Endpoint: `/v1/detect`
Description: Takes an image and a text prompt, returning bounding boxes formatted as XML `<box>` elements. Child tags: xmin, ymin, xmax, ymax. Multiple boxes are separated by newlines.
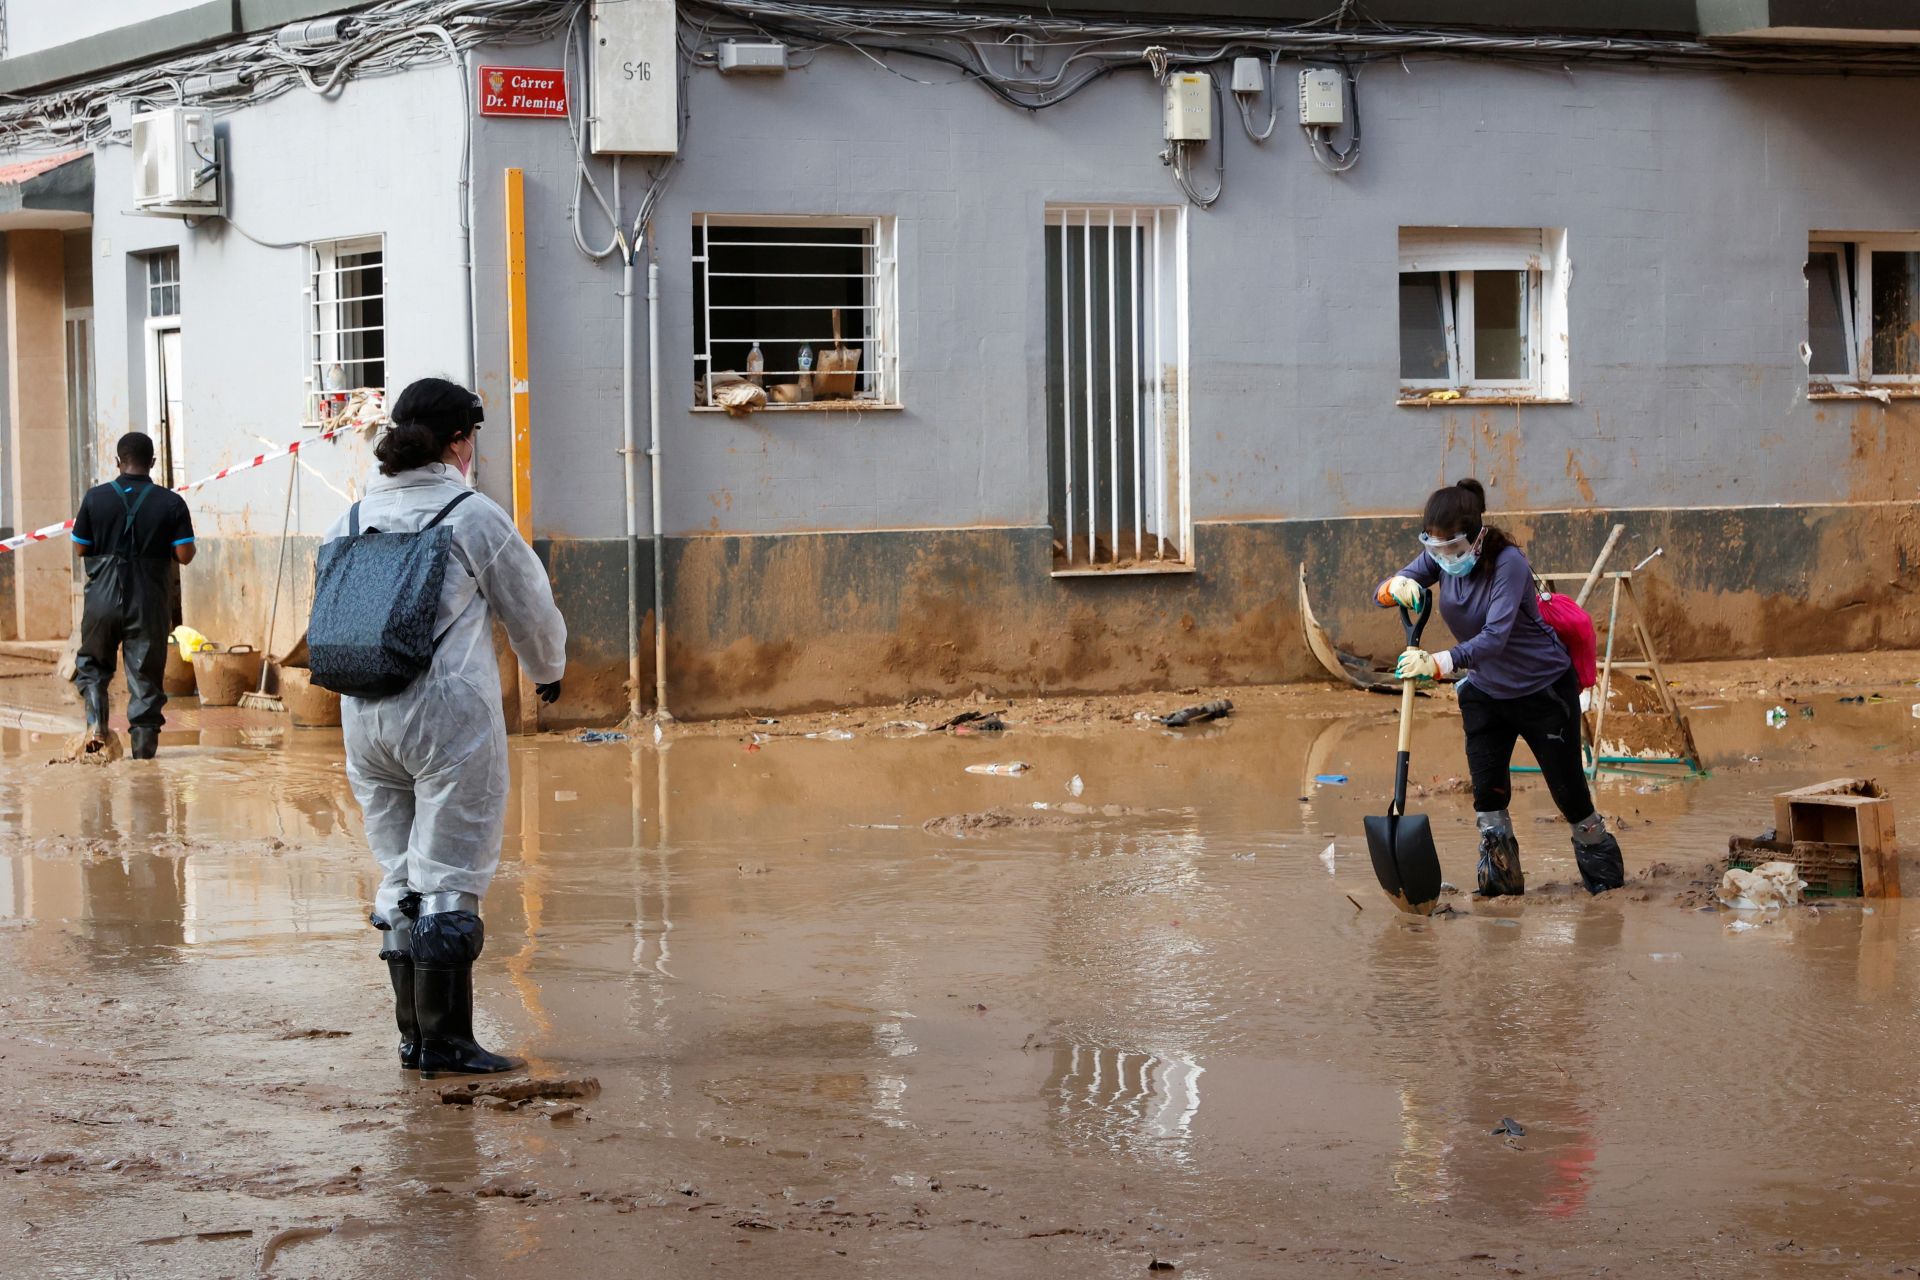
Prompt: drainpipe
<box><xmin>620</xmin><ymin>244</ymin><xmax>644</xmax><ymax>727</ymax></box>
<box><xmin>647</xmin><ymin>249</ymin><xmax>671</xmax><ymax>722</ymax></box>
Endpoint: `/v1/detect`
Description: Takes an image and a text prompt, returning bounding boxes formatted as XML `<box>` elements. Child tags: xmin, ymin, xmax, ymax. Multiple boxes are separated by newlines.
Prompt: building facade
<box><xmin>2</xmin><ymin>0</ymin><xmax>1918</xmax><ymax>721</ymax></box>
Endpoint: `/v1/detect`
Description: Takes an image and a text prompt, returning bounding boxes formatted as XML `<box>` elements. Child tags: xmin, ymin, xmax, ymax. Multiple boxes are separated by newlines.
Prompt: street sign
<box><xmin>478</xmin><ymin>66</ymin><xmax>568</xmax><ymax>118</ymax></box>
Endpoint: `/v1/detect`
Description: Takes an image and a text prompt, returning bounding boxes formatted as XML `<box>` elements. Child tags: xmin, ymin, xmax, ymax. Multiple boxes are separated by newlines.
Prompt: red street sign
<box><xmin>477</xmin><ymin>65</ymin><xmax>568</xmax><ymax>118</ymax></box>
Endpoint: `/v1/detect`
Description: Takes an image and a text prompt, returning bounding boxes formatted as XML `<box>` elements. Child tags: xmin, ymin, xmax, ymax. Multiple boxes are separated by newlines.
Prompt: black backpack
<box><xmin>308</xmin><ymin>490</ymin><xmax>475</xmax><ymax>699</ymax></box>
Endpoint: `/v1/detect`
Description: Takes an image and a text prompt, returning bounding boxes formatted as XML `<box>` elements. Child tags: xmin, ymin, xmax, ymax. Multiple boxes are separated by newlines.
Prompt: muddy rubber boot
<box><xmin>129</xmin><ymin>727</ymin><xmax>159</xmax><ymax>760</ymax></box>
<box><xmin>412</xmin><ymin>898</ymin><xmax>520</xmax><ymax>1080</ymax></box>
<box><xmin>83</xmin><ymin>684</ymin><xmax>110</xmax><ymax>740</ymax></box>
<box><xmin>413</xmin><ymin>962</ymin><xmax>521</xmax><ymax>1079</ymax></box>
<box><xmin>386</xmin><ymin>956</ymin><xmax>420</xmax><ymax>1069</ymax></box>
<box><xmin>1475</xmin><ymin>830</ymin><xmax>1525</xmax><ymax>898</ymax></box>
<box><xmin>1572</xmin><ymin>815</ymin><xmax>1626</xmax><ymax>894</ymax></box>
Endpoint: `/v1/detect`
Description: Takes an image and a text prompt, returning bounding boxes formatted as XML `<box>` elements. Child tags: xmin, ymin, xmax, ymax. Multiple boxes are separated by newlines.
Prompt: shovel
<box><xmin>1363</xmin><ymin>588</ymin><xmax>1444</xmax><ymax>915</ymax></box>
<box><xmin>815</xmin><ymin>307</ymin><xmax>861</xmax><ymax>399</ymax></box>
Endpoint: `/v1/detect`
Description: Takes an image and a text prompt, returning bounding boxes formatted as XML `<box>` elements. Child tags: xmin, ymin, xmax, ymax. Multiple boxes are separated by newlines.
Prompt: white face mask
<box><xmin>450</xmin><ymin>436</ymin><xmax>474</xmax><ymax>478</ymax></box>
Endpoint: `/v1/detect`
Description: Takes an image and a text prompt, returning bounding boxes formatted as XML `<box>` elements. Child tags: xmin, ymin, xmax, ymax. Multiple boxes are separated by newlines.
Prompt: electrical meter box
<box><xmin>1230</xmin><ymin>57</ymin><xmax>1263</xmax><ymax>94</ymax></box>
<box><xmin>590</xmin><ymin>0</ymin><xmax>678</xmax><ymax>155</ymax></box>
<box><xmin>1299</xmin><ymin>68</ymin><xmax>1344</xmax><ymax>126</ymax></box>
<box><xmin>1164</xmin><ymin>72</ymin><xmax>1212</xmax><ymax>142</ymax></box>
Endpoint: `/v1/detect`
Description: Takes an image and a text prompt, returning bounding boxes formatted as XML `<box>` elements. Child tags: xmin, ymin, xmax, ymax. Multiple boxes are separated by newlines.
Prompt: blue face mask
<box><xmin>1420</xmin><ymin>529</ymin><xmax>1484</xmax><ymax>577</ymax></box>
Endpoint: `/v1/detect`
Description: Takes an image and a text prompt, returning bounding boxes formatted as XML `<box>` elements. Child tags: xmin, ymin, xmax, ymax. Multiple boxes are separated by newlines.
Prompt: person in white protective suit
<box><xmin>326</xmin><ymin>377</ymin><xmax>567</xmax><ymax>1078</ymax></box>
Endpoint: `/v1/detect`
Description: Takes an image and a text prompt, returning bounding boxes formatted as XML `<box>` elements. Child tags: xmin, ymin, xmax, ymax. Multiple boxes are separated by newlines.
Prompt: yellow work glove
<box><xmin>1396</xmin><ymin>647</ymin><xmax>1441</xmax><ymax>684</ymax></box>
<box><xmin>1376</xmin><ymin>575</ymin><xmax>1424</xmax><ymax>611</ymax></box>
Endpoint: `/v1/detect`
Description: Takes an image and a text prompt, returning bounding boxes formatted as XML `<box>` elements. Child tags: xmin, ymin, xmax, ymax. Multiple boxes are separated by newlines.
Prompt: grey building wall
<box><xmin>71</xmin><ymin>33</ymin><xmax>1920</xmax><ymax>717</ymax></box>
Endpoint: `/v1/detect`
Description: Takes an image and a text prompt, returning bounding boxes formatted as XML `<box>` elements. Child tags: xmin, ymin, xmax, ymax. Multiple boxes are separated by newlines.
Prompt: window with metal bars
<box><xmin>305</xmin><ymin>235</ymin><xmax>385</xmax><ymax>424</ymax></box>
<box><xmin>692</xmin><ymin>215</ymin><xmax>899</xmax><ymax>409</ymax></box>
<box><xmin>1044</xmin><ymin>207</ymin><xmax>1190</xmax><ymax>572</ymax></box>
<box><xmin>146</xmin><ymin>249</ymin><xmax>179</xmax><ymax>319</ymax></box>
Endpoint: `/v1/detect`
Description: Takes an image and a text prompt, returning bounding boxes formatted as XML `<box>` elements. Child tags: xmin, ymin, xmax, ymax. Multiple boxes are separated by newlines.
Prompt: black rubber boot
<box><xmin>1573</xmin><ymin>832</ymin><xmax>1626</xmax><ymax>895</ymax></box>
<box><xmin>385</xmin><ymin>955</ymin><xmax>421</xmax><ymax>1069</ymax></box>
<box><xmin>83</xmin><ymin>684</ymin><xmax>110</xmax><ymax>737</ymax></box>
<box><xmin>1475</xmin><ymin>830</ymin><xmax>1526</xmax><ymax>898</ymax></box>
<box><xmin>129</xmin><ymin>727</ymin><xmax>159</xmax><ymax>760</ymax></box>
<box><xmin>413</xmin><ymin>962</ymin><xmax>522</xmax><ymax>1079</ymax></box>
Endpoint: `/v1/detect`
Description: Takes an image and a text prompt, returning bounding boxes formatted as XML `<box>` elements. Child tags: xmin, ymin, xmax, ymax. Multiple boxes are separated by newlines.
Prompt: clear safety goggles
<box><xmin>1418</xmin><ymin>530</ymin><xmax>1479</xmax><ymax>559</ymax></box>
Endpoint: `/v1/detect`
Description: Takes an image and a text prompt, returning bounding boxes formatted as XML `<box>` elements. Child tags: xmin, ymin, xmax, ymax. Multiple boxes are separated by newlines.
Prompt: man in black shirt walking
<box><xmin>71</xmin><ymin>432</ymin><xmax>197</xmax><ymax>759</ymax></box>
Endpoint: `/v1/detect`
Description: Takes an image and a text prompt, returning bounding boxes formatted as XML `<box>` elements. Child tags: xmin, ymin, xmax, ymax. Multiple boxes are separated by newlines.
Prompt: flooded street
<box><xmin>6</xmin><ymin>674</ymin><xmax>1920</xmax><ymax>1277</ymax></box>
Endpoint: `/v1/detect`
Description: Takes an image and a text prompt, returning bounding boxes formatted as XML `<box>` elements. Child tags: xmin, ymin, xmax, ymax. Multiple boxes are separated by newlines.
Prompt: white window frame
<box><xmin>305</xmin><ymin>233</ymin><xmax>386</xmax><ymax>424</ymax></box>
<box><xmin>145</xmin><ymin>248</ymin><xmax>180</xmax><ymax>321</ymax></box>
<box><xmin>692</xmin><ymin>213</ymin><xmax>901</xmax><ymax>410</ymax></box>
<box><xmin>1808</xmin><ymin>233</ymin><xmax>1920</xmax><ymax>387</ymax></box>
<box><xmin>1398</xmin><ymin>227</ymin><xmax>1569</xmax><ymax>402</ymax></box>
<box><xmin>1044</xmin><ymin>204</ymin><xmax>1193</xmax><ymax>575</ymax></box>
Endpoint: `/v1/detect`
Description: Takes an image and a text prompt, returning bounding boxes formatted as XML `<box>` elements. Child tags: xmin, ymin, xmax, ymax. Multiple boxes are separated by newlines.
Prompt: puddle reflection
<box><xmin>1047</xmin><ymin>1041</ymin><xmax>1204</xmax><ymax>1160</ymax></box>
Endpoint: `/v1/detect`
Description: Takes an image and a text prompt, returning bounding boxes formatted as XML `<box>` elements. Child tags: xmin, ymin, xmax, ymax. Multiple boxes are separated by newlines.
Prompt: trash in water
<box><xmin>553</xmin><ymin>790</ymin><xmax>578</xmax><ymax>802</ymax></box>
<box><xmin>1649</xmin><ymin>953</ymin><xmax>1683</xmax><ymax>961</ymax></box>
<box><xmin>934</xmin><ymin>710</ymin><xmax>1001</xmax><ymax>733</ymax></box>
<box><xmin>1912</xmin><ymin>703</ymin><xmax>1920</xmax><ymax>719</ymax></box>
<box><xmin>1491</xmin><ymin>1117</ymin><xmax>1526</xmax><ymax>1137</ymax></box>
<box><xmin>577</xmin><ymin>730</ymin><xmax>628</xmax><ymax>744</ymax></box>
<box><xmin>966</xmin><ymin>762</ymin><xmax>1032</xmax><ymax>776</ymax></box>
<box><xmin>1727</xmin><ymin>918</ymin><xmax>1763</xmax><ymax>933</ymax></box>
<box><xmin>1690</xmin><ymin>704</ymin><xmax>1721</xmax><ymax>710</ymax></box>
<box><xmin>1838</xmin><ymin>695</ymin><xmax>1866</xmax><ymax>705</ymax></box>
<box><xmin>1154</xmin><ymin>699</ymin><xmax>1233</xmax><ymax>728</ymax></box>
<box><xmin>1068</xmin><ymin>774</ymin><xmax>1085</xmax><ymax>797</ymax></box>
<box><xmin>1765</xmin><ymin>707</ymin><xmax>1788</xmax><ymax>728</ymax></box>
<box><xmin>1718</xmin><ymin>861</ymin><xmax>1806</xmax><ymax>910</ymax></box>
<box><xmin>1800</xmin><ymin>706</ymin><xmax>1815</xmax><ymax>719</ymax></box>
<box><xmin>1319</xmin><ymin>842</ymin><xmax>1337</xmax><ymax>875</ymax></box>
<box><xmin>756</xmin><ymin>717</ymin><xmax>779</xmax><ymax>725</ymax></box>
<box><xmin>1314</xmin><ymin>774</ymin><xmax>1349</xmax><ymax>785</ymax></box>
<box><xmin>805</xmin><ymin>729</ymin><xmax>855</xmax><ymax>741</ymax></box>
<box><xmin>952</xmin><ymin>716</ymin><xmax>1006</xmax><ymax>734</ymax></box>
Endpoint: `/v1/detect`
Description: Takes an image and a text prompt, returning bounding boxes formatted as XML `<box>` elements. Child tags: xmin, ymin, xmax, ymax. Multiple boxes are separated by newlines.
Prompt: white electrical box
<box><xmin>1231</xmin><ymin>57</ymin><xmax>1264</xmax><ymax>95</ymax></box>
<box><xmin>1163</xmin><ymin>72</ymin><xmax>1212</xmax><ymax>142</ymax></box>
<box><xmin>1299</xmin><ymin>67</ymin><xmax>1344</xmax><ymax>126</ymax></box>
<box><xmin>131</xmin><ymin>107</ymin><xmax>220</xmax><ymax>210</ymax></box>
<box><xmin>590</xmin><ymin>0</ymin><xmax>678</xmax><ymax>155</ymax></box>
<box><xmin>717</xmin><ymin>40</ymin><xmax>787</xmax><ymax>74</ymax></box>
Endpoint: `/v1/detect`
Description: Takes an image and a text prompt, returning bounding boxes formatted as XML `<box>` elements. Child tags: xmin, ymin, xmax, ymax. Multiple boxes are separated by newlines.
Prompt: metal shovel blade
<box><xmin>1363</xmin><ymin>812</ymin><xmax>1442</xmax><ymax>916</ymax></box>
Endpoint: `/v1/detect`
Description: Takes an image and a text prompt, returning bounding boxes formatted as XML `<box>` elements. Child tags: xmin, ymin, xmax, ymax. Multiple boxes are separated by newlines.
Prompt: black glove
<box><xmin>535</xmin><ymin>680</ymin><xmax>562</xmax><ymax>705</ymax></box>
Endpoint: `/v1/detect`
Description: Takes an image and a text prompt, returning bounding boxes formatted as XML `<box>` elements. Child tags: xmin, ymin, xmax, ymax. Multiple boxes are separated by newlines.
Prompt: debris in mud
<box><xmin>934</xmin><ymin>710</ymin><xmax>1004</xmax><ymax>733</ymax></box>
<box><xmin>922</xmin><ymin>809</ymin><xmax>1078</xmax><ymax>838</ymax></box>
<box><xmin>1718</xmin><ymin>862</ymin><xmax>1806</xmax><ymax>910</ymax></box>
<box><xmin>436</xmin><ymin>1076</ymin><xmax>600</xmax><ymax>1107</ymax></box>
<box><xmin>964</xmin><ymin>761</ymin><xmax>1031</xmax><ymax>776</ymax></box>
<box><xmin>256</xmin><ymin>1218</ymin><xmax>393</xmax><ymax>1273</ymax></box>
<box><xmin>1150</xmin><ymin>699</ymin><xmax>1233</xmax><ymax>728</ymax></box>
<box><xmin>1313</xmin><ymin>774</ymin><xmax>1348</xmax><ymax>785</ymax></box>
<box><xmin>576</xmin><ymin>730</ymin><xmax>628</xmax><ymax>744</ymax></box>
<box><xmin>139</xmin><ymin>1228</ymin><xmax>254</xmax><ymax>1246</ymax></box>
<box><xmin>275</xmin><ymin>1028</ymin><xmax>352</xmax><ymax>1040</ymax></box>
<box><xmin>1492</xmin><ymin>1117</ymin><xmax>1527</xmax><ymax>1137</ymax></box>
<box><xmin>51</xmin><ymin>729</ymin><xmax>122</xmax><ymax>766</ymax></box>
<box><xmin>1149</xmin><ymin>1262</ymin><xmax>1178</xmax><ymax>1272</ymax></box>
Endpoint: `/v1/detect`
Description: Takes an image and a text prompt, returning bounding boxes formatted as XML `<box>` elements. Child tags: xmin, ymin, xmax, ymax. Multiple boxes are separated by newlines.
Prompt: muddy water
<box><xmin>4</xmin><ymin>690</ymin><xmax>1920</xmax><ymax>1277</ymax></box>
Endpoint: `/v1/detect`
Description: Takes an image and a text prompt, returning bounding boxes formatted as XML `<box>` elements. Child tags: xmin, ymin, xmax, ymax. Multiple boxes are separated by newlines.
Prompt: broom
<box><xmin>239</xmin><ymin>460</ymin><xmax>297</xmax><ymax>712</ymax></box>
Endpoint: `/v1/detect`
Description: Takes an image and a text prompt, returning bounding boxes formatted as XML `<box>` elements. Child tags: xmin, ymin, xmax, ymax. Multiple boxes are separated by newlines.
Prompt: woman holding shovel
<box><xmin>1376</xmin><ymin>479</ymin><xmax>1625</xmax><ymax>897</ymax></box>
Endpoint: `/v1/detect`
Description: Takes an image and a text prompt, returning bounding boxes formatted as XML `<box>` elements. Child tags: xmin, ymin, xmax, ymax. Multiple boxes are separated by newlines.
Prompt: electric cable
<box><xmin>1236</xmin><ymin>47</ymin><xmax>1281</xmax><ymax>142</ymax></box>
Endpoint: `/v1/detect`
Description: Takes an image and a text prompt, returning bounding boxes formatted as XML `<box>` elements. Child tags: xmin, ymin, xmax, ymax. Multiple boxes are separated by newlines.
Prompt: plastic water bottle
<box><xmin>796</xmin><ymin>343</ymin><xmax>815</xmax><ymax>402</ymax></box>
<box><xmin>746</xmin><ymin>342</ymin><xmax>765</xmax><ymax>387</ymax></box>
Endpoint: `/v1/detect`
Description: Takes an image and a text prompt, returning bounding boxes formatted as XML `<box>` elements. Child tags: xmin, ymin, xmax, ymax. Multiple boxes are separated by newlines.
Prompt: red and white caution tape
<box><xmin>0</xmin><ymin>423</ymin><xmax>351</xmax><ymax>555</ymax></box>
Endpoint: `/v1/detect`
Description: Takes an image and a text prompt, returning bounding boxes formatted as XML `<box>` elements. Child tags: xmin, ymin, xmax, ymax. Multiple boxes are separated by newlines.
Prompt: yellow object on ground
<box><xmin>172</xmin><ymin>625</ymin><xmax>212</xmax><ymax>655</ymax></box>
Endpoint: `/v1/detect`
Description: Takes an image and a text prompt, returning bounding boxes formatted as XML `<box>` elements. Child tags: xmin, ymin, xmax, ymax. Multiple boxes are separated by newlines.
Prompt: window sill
<box><xmin>692</xmin><ymin>400</ymin><xmax>904</xmax><ymax>415</ymax></box>
<box><xmin>1052</xmin><ymin>562</ymin><xmax>1197</xmax><ymax>579</ymax></box>
<box><xmin>1808</xmin><ymin>385</ymin><xmax>1920</xmax><ymax>402</ymax></box>
<box><xmin>1396</xmin><ymin>393</ymin><xmax>1571</xmax><ymax>407</ymax></box>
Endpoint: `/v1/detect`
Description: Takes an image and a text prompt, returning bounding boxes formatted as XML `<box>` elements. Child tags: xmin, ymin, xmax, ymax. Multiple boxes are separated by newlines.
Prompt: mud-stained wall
<box><xmin>65</xmin><ymin>38</ymin><xmax>1920</xmax><ymax>720</ymax></box>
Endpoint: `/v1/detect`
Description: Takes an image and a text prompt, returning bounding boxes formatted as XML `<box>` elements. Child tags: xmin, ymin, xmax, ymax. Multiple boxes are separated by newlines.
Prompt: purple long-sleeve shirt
<box><xmin>1383</xmin><ymin>544</ymin><xmax>1570</xmax><ymax>699</ymax></box>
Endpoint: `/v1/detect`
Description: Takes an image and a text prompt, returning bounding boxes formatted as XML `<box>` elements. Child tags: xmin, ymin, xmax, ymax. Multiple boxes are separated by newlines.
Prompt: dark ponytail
<box><xmin>374</xmin><ymin>377</ymin><xmax>485</xmax><ymax>476</ymax></box>
<box><xmin>1422</xmin><ymin>477</ymin><xmax>1516</xmax><ymax>566</ymax></box>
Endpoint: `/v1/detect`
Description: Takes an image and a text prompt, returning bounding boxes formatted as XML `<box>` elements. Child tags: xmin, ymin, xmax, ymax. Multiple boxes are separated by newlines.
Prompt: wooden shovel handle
<box><xmin>1398</xmin><ymin>677</ymin><xmax>1417</xmax><ymax>755</ymax></box>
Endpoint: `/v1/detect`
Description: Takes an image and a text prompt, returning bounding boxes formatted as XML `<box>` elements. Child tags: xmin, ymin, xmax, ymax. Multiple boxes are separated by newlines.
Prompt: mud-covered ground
<box><xmin>6</xmin><ymin>657</ymin><xmax>1920</xmax><ymax>1278</ymax></box>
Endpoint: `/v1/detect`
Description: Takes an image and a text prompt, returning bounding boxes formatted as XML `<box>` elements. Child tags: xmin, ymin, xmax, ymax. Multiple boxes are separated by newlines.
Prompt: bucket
<box><xmin>194</xmin><ymin>644</ymin><xmax>263</xmax><ymax>707</ymax></box>
<box><xmin>163</xmin><ymin>643</ymin><xmax>197</xmax><ymax>696</ymax></box>
<box><xmin>278</xmin><ymin>665</ymin><xmax>342</xmax><ymax>728</ymax></box>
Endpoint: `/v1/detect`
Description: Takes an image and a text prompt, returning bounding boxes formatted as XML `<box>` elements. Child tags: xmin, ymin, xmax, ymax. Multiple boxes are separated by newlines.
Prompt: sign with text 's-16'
<box><xmin>478</xmin><ymin>66</ymin><xmax>568</xmax><ymax>118</ymax></box>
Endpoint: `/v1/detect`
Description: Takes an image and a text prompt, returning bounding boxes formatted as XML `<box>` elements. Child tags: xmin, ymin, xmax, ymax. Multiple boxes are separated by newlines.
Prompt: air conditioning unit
<box><xmin>131</xmin><ymin>108</ymin><xmax>221</xmax><ymax>212</ymax></box>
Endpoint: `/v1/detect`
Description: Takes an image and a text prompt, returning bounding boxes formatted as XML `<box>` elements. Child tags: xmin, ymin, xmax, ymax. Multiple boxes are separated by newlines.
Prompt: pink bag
<box><xmin>1537</xmin><ymin>592</ymin><xmax>1599</xmax><ymax>689</ymax></box>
